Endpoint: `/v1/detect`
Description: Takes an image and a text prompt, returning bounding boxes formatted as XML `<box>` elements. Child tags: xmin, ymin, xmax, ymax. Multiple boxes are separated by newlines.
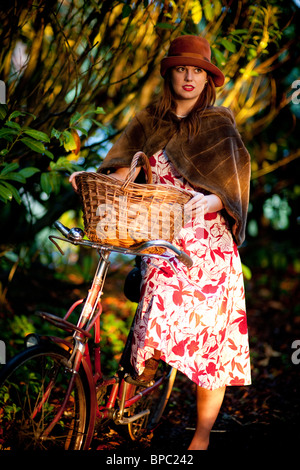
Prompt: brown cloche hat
<box><xmin>160</xmin><ymin>35</ymin><xmax>225</xmax><ymax>87</ymax></box>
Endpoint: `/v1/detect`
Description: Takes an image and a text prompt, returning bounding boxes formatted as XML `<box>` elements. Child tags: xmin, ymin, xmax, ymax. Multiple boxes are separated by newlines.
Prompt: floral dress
<box><xmin>131</xmin><ymin>150</ymin><xmax>251</xmax><ymax>390</ymax></box>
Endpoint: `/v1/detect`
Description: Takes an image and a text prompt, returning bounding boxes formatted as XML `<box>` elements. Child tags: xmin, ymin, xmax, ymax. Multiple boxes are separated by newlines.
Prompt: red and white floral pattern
<box><xmin>131</xmin><ymin>150</ymin><xmax>251</xmax><ymax>390</ymax></box>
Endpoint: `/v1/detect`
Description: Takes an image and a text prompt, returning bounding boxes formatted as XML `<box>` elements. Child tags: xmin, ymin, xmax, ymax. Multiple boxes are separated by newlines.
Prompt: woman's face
<box><xmin>170</xmin><ymin>65</ymin><xmax>207</xmax><ymax>107</ymax></box>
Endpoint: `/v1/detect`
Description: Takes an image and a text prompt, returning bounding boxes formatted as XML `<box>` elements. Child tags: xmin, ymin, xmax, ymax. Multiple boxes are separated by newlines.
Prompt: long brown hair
<box><xmin>152</xmin><ymin>69</ymin><xmax>216</xmax><ymax>139</ymax></box>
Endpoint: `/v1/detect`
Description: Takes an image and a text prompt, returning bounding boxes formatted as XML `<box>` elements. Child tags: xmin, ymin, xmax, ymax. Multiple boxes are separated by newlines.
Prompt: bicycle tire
<box><xmin>0</xmin><ymin>342</ymin><xmax>90</xmax><ymax>450</ymax></box>
<box><xmin>127</xmin><ymin>364</ymin><xmax>177</xmax><ymax>440</ymax></box>
<box><xmin>148</xmin><ymin>366</ymin><xmax>177</xmax><ymax>430</ymax></box>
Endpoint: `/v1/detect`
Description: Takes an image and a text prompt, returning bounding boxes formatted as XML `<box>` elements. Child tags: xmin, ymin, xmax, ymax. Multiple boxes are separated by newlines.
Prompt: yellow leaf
<box><xmin>71</xmin><ymin>129</ymin><xmax>81</xmax><ymax>155</ymax></box>
<box><xmin>191</xmin><ymin>0</ymin><xmax>202</xmax><ymax>24</ymax></box>
<box><xmin>63</xmin><ymin>130</ymin><xmax>81</xmax><ymax>154</ymax></box>
<box><xmin>63</xmin><ymin>133</ymin><xmax>76</xmax><ymax>152</ymax></box>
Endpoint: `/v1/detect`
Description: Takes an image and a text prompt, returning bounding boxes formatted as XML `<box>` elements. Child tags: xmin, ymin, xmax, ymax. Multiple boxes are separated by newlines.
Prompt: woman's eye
<box><xmin>195</xmin><ymin>68</ymin><xmax>203</xmax><ymax>73</ymax></box>
<box><xmin>176</xmin><ymin>66</ymin><xmax>185</xmax><ymax>72</ymax></box>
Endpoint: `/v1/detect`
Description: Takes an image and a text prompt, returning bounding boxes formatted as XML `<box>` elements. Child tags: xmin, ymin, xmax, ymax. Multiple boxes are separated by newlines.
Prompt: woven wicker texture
<box><xmin>75</xmin><ymin>151</ymin><xmax>192</xmax><ymax>248</ymax></box>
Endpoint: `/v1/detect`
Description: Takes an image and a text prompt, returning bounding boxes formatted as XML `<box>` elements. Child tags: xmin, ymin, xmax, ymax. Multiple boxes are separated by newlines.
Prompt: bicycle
<box><xmin>0</xmin><ymin>221</ymin><xmax>193</xmax><ymax>450</ymax></box>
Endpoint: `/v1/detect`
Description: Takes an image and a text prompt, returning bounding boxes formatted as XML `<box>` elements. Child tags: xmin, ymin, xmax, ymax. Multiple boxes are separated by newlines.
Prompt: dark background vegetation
<box><xmin>0</xmin><ymin>0</ymin><xmax>299</xmax><ymax>452</ymax></box>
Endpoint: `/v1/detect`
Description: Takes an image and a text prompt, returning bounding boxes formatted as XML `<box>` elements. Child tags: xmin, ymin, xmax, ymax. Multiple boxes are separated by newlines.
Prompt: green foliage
<box><xmin>0</xmin><ymin>104</ymin><xmax>107</xmax><ymax>204</ymax></box>
<box><xmin>100</xmin><ymin>309</ymin><xmax>133</xmax><ymax>373</ymax></box>
<box><xmin>0</xmin><ymin>105</ymin><xmax>45</xmax><ymax>203</ymax></box>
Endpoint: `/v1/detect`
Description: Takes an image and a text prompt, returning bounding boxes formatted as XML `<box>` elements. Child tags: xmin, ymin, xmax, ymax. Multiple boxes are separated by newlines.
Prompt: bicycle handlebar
<box><xmin>53</xmin><ymin>221</ymin><xmax>193</xmax><ymax>269</ymax></box>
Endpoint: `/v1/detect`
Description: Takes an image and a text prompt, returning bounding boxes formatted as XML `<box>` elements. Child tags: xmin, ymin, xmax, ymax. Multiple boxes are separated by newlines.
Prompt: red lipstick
<box><xmin>182</xmin><ymin>85</ymin><xmax>195</xmax><ymax>91</ymax></box>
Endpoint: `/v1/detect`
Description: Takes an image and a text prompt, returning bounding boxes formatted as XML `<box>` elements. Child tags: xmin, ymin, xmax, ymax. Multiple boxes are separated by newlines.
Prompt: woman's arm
<box><xmin>69</xmin><ymin>166</ymin><xmax>141</xmax><ymax>191</ymax></box>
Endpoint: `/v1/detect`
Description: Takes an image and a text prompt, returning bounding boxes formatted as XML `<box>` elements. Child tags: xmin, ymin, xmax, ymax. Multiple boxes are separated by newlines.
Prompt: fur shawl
<box><xmin>98</xmin><ymin>105</ymin><xmax>251</xmax><ymax>246</ymax></box>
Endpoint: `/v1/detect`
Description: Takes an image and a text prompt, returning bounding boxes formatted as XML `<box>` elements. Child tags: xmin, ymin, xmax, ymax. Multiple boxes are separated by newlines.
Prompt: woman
<box><xmin>70</xmin><ymin>35</ymin><xmax>251</xmax><ymax>450</ymax></box>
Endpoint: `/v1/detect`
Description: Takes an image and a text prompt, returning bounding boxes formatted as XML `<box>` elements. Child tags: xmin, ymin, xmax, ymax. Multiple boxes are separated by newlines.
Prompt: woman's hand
<box><xmin>69</xmin><ymin>166</ymin><xmax>142</xmax><ymax>191</ymax></box>
<box><xmin>185</xmin><ymin>191</ymin><xmax>223</xmax><ymax>218</ymax></box>
<box><xmin>69</xmin><ymin>171</ymin><xmax>85</xmax><ymax>191</ymax></box>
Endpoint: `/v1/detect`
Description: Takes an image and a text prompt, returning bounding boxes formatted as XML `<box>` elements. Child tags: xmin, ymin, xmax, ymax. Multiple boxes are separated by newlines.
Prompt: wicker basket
<box><xmin>75</xmin><ymin>151</ymin><xmax>192</xmax><ymax>248</ymax></box>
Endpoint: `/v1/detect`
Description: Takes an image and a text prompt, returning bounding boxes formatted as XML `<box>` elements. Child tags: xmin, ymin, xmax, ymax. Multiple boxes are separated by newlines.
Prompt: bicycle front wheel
<box><xmin>0</xmin><ymin>343</ymin><xmax>90</xmax><ymax>450</ymax></box>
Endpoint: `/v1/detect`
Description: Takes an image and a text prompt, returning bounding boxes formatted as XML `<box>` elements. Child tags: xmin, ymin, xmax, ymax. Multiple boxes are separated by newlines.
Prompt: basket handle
<box><xmin>121</xmin><ymin>151</ymin><xmax>152</xmax><ymax>190</ymax></box>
